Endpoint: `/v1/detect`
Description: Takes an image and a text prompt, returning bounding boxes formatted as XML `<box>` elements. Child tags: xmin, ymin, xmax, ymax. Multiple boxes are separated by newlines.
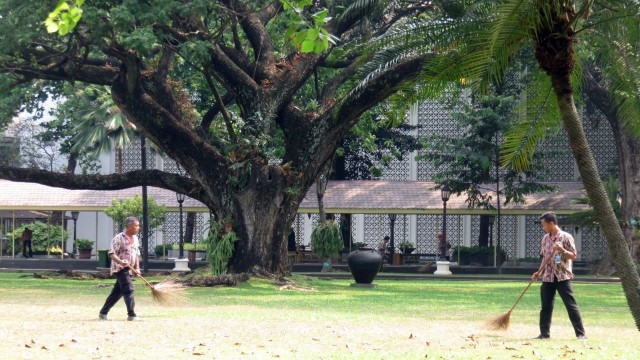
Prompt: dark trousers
<box><xmin>100</xmin><ymin>269</ymin><xmax>136</xmax><ymax>317</ymax></box>
<box><xmin>22</xmin><ymin>240</ymin><xmax>33</xmax><ymax>258</ymax></box>
<box><xmin>540</xmin><ymin>279</ymin><xmax>585</xmax><ymax>337</ymax></box>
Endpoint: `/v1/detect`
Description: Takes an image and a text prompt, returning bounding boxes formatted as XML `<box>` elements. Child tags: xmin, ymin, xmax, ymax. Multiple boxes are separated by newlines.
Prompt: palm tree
<box><xmin>359</xmin><ymin>0</ymin><xmax>640</xmax><ymax>328</ymax></box>
<box><xmin>481</xmin><ymin>0</ymin><xmax>640</xmax><ymax>330</ymax></box>
<box><xmin>68</xmin><ymin>85</ymin><xmax>136</xmax><ymax>174</ymax></box>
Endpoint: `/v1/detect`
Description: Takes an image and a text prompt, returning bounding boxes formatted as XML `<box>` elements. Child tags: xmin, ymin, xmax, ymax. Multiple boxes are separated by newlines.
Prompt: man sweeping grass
<box><xmin>532</xmin><ymin>212</ymin><xmax>587</xmax><ymax>340</ymax></box>
<box><xmin>98</xmin><ymin>216</ymin><xmax>142</xmax><ymax>321</ymax></box>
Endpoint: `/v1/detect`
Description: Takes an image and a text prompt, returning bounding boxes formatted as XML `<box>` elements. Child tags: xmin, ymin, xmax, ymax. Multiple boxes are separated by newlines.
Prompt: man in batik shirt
<box><xmin>532</xmin><ymin>212</ymin><xmax>586</xmax><ymax>340</ymax></box>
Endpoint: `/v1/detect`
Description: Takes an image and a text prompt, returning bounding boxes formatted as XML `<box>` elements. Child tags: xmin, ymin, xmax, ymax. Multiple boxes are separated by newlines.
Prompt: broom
<box><xmin>128</xmin><ymin>265</ymin><xmax>187</xmax><ymax>305</ymax></box>
<box><xmin>485</xmin><ymin>256</ymin><xmax>552</xmax><ymax>330</ymax></box>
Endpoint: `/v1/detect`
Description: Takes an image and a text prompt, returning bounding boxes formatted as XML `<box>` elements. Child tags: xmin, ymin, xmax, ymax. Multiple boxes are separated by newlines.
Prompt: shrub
<box><xmin>452</xmin><ymin>245</ymin><xmax>507</xmax><ymax>266</ymax></box>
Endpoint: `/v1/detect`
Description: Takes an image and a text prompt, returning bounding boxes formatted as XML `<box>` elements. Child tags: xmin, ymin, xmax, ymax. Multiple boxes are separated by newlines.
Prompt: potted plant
<box><xmin>76</xmin><ymin>239</ymin><xmax>94</xmax><ymax>259</ymax></box>
<box><xmin>398</xmin><ymin>241</ymin><xmax>416</xmax><ymax>255</ymax></box>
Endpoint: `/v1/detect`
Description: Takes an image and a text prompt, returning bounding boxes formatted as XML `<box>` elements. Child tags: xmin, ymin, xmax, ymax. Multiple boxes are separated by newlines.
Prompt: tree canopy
<box><xmin>0</xmin><ymin>0</ymin><xmax>449</xmax><ymax>274</ymax></box>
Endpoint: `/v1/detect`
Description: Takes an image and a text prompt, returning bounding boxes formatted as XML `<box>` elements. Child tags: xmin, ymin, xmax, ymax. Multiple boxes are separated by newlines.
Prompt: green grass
<box><xmin>0</xmin><ymin>272</ymin><xmax>637</xmax><ymax>359</ymax></box>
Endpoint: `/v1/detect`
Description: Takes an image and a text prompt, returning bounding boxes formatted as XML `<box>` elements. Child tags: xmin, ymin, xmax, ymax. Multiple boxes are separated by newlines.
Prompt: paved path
<box><xmin>0</xmin><ymin>256</ymin><xmax>619</xmax><ymax>283</ymax></box>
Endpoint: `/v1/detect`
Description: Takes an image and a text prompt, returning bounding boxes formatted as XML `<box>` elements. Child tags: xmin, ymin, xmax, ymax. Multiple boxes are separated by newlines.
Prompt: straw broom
<box><xmin>128</xmin><ymin>265</ymin><xmax>187</xmax><ymax>305</ymax></box>
<box><xmin>484</xmin><ymin>278</ymin><xmax>536</xmax><ymax>330</ymax></box>
<box><xmin>485</xmin><ymin>257</ymin><xmax>551</xmax><ymax>330</ymax></box>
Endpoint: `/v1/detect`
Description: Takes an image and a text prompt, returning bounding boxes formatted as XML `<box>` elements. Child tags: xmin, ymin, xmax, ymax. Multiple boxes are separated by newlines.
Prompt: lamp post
<box><xmin>176</xmin><ymin>193</ymin><xmax>185</xmax><ymax>259</ymax></box>
<box><xmin>71</xmin><ymin>211</ymin><xmax>79</xmax><ymax>258</ymax></box>
<box><xmin>173</xmin><ymin>192</ymin><xmax>190</xmax><ymax>272</ymax></box>
<box><xmin>435</xmin><ymin>184</ymin><xmax>452</xmax><ymax>275</ymax></box>
<box><xmin>388</xmin><ymin>213</ymin><xmax>397</xmax><ymax>263</ymax></box>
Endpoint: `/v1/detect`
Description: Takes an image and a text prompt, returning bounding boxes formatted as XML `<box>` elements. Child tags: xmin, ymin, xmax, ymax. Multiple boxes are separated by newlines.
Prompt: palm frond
<box><xmin>500</xmin><ymin>70</ymin><xmax>560</xmax><ymax>171</ymax></box>
<box><xmin>336</xmin><ymin>0</ymin><xmax>381</xmax><ymax>29</ymax></box>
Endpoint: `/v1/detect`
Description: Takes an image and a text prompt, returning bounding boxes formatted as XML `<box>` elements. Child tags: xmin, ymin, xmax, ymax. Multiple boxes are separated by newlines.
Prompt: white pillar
<box><xmin>463</xmin><ymin>215</ymin><xmax>472</xmax><ymax>246</ymax></box>
<box><xmin>355</xmin><ymin>214</ymin><xmax>365</xmax><ymax>243</ymax></box>
<box><xmin>517</xmin><ymin>216</ymin><xmax>527</xmax><ymax>259</ymax></box>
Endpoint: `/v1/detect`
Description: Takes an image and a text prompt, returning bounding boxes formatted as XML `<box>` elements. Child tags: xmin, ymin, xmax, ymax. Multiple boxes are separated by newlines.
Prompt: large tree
<box><xmin>0</xmin><ymin>1</ymin><xmax>443</xmax><ymax>275</ymax></box>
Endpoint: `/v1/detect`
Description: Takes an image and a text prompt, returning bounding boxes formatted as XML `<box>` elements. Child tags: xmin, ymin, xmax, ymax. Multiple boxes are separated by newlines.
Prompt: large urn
<box><xmin>347</xmin><ymin>249</ymin><xmax>383</xmax><ymax>284</ymax></box>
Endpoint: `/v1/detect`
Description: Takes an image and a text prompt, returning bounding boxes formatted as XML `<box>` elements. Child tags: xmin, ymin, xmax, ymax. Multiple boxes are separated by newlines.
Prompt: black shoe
<box><xmin>534</xmin><ymin>335</ymin><xmax>550</xmax><ymax>339</ymax></box>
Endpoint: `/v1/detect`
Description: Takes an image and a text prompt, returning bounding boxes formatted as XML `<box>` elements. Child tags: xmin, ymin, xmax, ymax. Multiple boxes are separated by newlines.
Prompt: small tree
<box><xmin>105</xmin><ymin>195</ymin><xmax>166</xmax><ymax>238</ymax></box>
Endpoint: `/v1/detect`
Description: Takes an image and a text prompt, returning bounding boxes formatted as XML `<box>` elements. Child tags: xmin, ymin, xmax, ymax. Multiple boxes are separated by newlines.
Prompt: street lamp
<box><xmin>435</xmin><ymin>184</ymin><xmax>452</xmax><ymax>275</ymax></box>
<box><xmin>440</xmin><ymin>184</ymin><xmax>451</xmax><ymax>261</ymax></box>
<box><xmin>71</xmin><ymin>211</ymin><xmax>79</xmax><ymax>258</ymax></box>
<box><xmin>176</xmin><ymin>192</ymin><xmax>185</xmax><ymax>259</ymax></box>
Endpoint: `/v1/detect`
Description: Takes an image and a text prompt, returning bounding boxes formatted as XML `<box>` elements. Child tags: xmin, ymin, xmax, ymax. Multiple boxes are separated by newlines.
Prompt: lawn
<box><xmin>0</xmin><ymin>271</ymin><xmax>637</xmax><ymax>359</ymax></box>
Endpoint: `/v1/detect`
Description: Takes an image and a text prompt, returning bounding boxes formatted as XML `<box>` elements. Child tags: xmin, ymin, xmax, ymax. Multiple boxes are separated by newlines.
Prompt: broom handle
<box><xmin>127</xmin><ymin>264</ymin><xmax>153</xmax><ymax>288</ymax></box>
<box><xmin>508</xmin><ymin>256</ymin><xmax>553</xmax><ymax>313</ymax></box>
<box><xmin>508</xmin><ymin>278</ymin><xmax>535</xmax><ymax>312</ymax></box>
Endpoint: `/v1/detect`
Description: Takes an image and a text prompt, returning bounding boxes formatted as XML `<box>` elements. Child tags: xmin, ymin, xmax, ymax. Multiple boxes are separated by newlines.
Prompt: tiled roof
<box><xmin>298</xmin><ymin>180</ymin><xmax>590</xmax><ymax>214</ymax></box>
<box><xmin>0</xmin><ymin>179</ymin><xmax>590</xmax><ymax>214</ymax></box>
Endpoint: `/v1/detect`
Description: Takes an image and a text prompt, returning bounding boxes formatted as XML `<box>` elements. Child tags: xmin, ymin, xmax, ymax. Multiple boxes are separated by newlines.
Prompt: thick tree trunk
<box><xmin>551</xmin><ymin>76</ymin><xmax>640</xmax><ymax>330</ymax></box>
<box><xmin>584</xmin><ymin>71</ymin><xmax>640</xmax><ymax>260</ymax></box>
<box><xmin>184</xmin><ymin>212</ymin><xmax>196</xmax><ymax>244</ymax></box>
<box><xmin>223</xmin><ymin>162</ymin><xmax>301</xmax><ymax>276</ymax></box>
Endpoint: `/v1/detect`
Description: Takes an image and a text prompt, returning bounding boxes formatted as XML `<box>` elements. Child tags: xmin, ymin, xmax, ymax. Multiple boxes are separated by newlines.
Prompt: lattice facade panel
<box><xmin>382</xmin><ymin>156</ymin><xmax>410</xmax><ymax>180</ymax></box>
<box><xmin>163</xmin><ymin>158</ymin><xmax>185</xmax><ymax>175</ymax></box>
<box><xmin>495</xmin><ymin>215</ymin><xmax>518</xmax><ymax>260</ymax></box>
<box><xmin>121</xmin><ymin>138</ymin><xmax>143</xmax><ymax>172</ymax></box>
<box><xmin>538</xmin><ymin>132</ymin><xmax>576</xmax><ymax>181</ymax></box>
<box><xmin>162</xmin><ymin>212</ymin><xmax>209</xmax><ymax>247</ymax></box>
<box><xmin>415</xmin><ymin>101</ymin><xmax>461</xmax><ymax>180</ymax></box>
<box><xmin>415</xmin><ymin>214</ymin><xmax>463</xmax><ymax>255</ymax></box>
<box><xmin>583</xmin><ymin>110</ymin><xmax>617</xmax><ymax>177</ymax></box>
<box><xmin>580</xmin><ymin>227</ymin><xmax>607</xmax><ymax>262</ymax></box>
<box><xmin>362</xmin><ymin>214</ymin><xmax>388</xmax><ymax>248</ymax></box>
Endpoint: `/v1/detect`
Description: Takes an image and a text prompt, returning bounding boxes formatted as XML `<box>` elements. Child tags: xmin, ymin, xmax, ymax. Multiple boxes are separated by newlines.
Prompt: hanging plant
<box><xmin>204</xmin><ymin>222</ymin><xmax>238</xmax><ymax>275</ymax></box>
<box><xmin>310</xmin><ymin>222</ymin><xmax>342</xmax><ymax>271</ymax></box>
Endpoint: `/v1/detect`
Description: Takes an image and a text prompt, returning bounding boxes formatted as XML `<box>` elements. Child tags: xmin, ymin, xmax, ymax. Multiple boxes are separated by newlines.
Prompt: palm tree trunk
<box><xmin>551</xmin><ymin>76</ymin><xmax>640</xmax><ymax>330</ymax></box>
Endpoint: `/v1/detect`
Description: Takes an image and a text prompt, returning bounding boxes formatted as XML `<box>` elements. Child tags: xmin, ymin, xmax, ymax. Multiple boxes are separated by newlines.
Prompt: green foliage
<box><xmin>154</xmin><ymin>244</ymin><xmax>166</xmax><ymax>257</ymax></box>
<box><xmin>452</xmin><ymin>245</ymin><xmax>507</xmax><ymax>265</ymax></box>
<box><xmin>75</xmin><ymin>238</ymin><xmax>93</xmax><ymax>249</ymax></box>
<box><xmin>44</xmin><ymin>0</ymin><xmax>84</xmax><ymax>35</ymax></box>
<box><xmin>104</xmin><ymin>195</ymin><xmax>166</xmax><ymax>235</ymax></box>
<box><xmin>398</xmin><ymin>241</ymin><xmax>415</xmax><ymax>251</ymax></box>
<box><xmin>6</xmin><ymin>222</ymin><xmax>69</xmax><ymax>254</ymax></box>
<box><xmin>310</xmin><ymin>223</ymin><xmax>342</xmax><ymax>258</ymax></box>
<box><xmin>203</xmin><ymin>224</ymin><xmax>238</xmax><ymax>276</ymax></box>
<box><xmin>351</xmin><ymin>242</ymin><xmax>366</xmax><ymax>250</ymax></box>
<box><xmin>170</xmin><ymin>242</ymin><xmax>207</xmax><ymax>251</ymax></box>
<box><xmin>570</xmin><ymin>175</ymin><xmax>623</xmax><ymax>228</ymax></box>
<box><xmin>280</xmin><ymin>0</ymin><xmax>338</xmax><ymax>53</ymax></box>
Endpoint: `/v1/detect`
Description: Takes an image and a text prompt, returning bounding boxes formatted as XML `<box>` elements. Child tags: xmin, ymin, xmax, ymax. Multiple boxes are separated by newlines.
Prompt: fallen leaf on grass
<box><xmin>505</xmin><ymin>346</ymin><xmax>518</xmax><ymax>350</ymax></box>
<box><xmin>409</xmin><ymin>333</ymin><xmax>414</xmax><ymax>339</ymax></box>
<box><xmin>193</xmin><ymin>352</ymin><xmax>205</xmax><ymax>355</ymax></box>
<box><xmin>41</xmin><ymin>345</ymin><xmax>49</xmax><ymax>350</ymax></box>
